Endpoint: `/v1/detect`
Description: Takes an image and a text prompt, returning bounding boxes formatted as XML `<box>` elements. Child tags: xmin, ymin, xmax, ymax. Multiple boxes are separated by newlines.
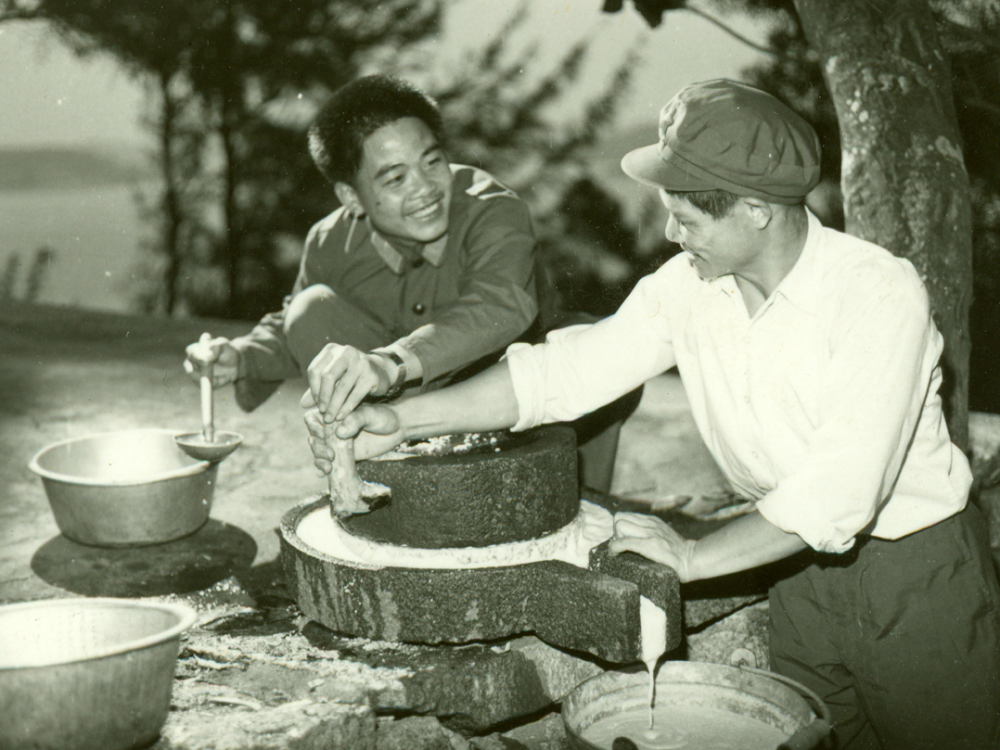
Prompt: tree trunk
<box><xmin>220</xmin><ymin>110</ymin><xmax>241</xmax><ymax>314</ymax></box>
<box><xmin>158</xmin><ymin>69</ymin><xmax>184</xmax><ymax>316</ymax></box>
<box><xmin>793</xmin><ymin>0</ymin><xmax>973</xmax><ymax>450</ymax></box>
<box><xmin>218</xmin><ymin>1</ymin><xmax>242</xmax><ymax>316</ymax></box>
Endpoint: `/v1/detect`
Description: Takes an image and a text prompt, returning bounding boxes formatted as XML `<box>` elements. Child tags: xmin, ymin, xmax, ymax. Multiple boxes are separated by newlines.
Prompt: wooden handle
<box><xmin>324</xmin><ymin>420</ymin><xmax>365</xmax><ymax>516</ymax></box>
<box><xmin>198</xmin><ymin>333</ymin><xmax>214</xmax><ymax>443</ymax></box>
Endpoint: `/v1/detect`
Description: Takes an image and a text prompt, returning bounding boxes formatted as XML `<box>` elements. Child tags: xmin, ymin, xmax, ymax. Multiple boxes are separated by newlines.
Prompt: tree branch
<box><xmin>936</xmin><ymin>16</ymin><xmax>1000</xmax><ymax>54</ymax></box>
<box><xmin>682</xmin><ymin>5</ymin><xmax>818</xmax><ymax>64</ymax></box>
<box><xmin>963</xmin><ymin>97</ymin><xmax>1000</xmax><ymax>118</ymax></box>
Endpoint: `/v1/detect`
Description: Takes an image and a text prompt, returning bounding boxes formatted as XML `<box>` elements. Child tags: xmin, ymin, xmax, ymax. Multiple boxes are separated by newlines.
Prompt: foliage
<box><xmin>4</xmin><ymin>0</ymin><xmax>665</xmax><ymax>324</ymax></box>
<box><xmin>538</xmin><ymin>178</ymin><xmax>679</xmax><ymax>324</ymax></box>
<box><xmin>390</xmin><ymin>5</ymin><xmax>676</xmax><ymax>320</ymax></box>
<box><xmin>2</xmin><ymin>0</ymin><xmax>442</xmax><ymax>318</ymax></box>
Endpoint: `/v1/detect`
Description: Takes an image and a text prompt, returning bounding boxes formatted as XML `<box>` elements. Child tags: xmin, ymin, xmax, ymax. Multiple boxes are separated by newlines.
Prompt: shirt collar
<box><xmin>353</xmin><ymin>217</ymin><xmax>449</xmax><ymax>275</ymax></box>
<box><xmin>770</xmin><ymin>207</ymin><xmax>823</xmax><ymax>313</ymax></box>
<box><xmin>699</xmin><ymin>207</ymin><xmax>822</xmax><ymax>310</ymax></box>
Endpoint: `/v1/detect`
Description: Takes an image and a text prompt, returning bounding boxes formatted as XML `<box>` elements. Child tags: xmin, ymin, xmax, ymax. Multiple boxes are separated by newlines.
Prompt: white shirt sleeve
<box><xmin>505</xmin><ymin>265</ymin><xmax>681</xmax><ymax>432</ymax></box>
<box><xmin>755</xmin><ymin>257</ymin><xmax>944</xmax><ymax>552</ymax></box>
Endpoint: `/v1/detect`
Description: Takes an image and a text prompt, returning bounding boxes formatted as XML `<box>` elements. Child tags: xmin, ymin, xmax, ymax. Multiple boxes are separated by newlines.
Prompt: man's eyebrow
<box><xmin>372</xmin><ymin>144</ymin><xmax>443</xmax><ymax>181</ymax></box>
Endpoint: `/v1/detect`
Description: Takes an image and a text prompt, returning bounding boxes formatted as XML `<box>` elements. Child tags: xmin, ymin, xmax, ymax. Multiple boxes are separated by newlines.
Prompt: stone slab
<box><xmin>166</xmin><ymin>600</ymin><xmax>602</xmax><ymax>735</ymax></box>
<box><xmin>685</xmin><ymin>599</ymin><xmax>771</xmax><ymax>670</ymax></box>
<box><xmin>374</xmin><ymin>716</ymin><xmax>472</xmax><ymax>750</ymax></box>
<box><xmin>154</xmin><ymin>697</ymin><xmax>376</xmax><ymax>750</ymax></box>
<box><xmin>587</xmin><ymin>541</ymin><xmax>681</xmax><ymax>627</ymax></box>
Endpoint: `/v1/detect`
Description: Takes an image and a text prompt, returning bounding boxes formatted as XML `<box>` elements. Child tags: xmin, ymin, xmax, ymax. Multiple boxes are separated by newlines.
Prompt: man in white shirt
<box><xmin>307</xmin><ymin>79</ymin><xmax>1000</xmax><ymax>749</ymax></box>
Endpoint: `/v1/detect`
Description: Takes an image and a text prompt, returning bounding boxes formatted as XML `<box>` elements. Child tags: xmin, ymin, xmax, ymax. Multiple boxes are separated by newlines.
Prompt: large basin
<box><xmin>29</xmin><ymin>427</ymin><xmax>218</xmax><ymax>547</ymax></box>
<box><xmin>0</xmin><ymin>597</ymin><xmax>196</xmax><ymax>750</ymax></box>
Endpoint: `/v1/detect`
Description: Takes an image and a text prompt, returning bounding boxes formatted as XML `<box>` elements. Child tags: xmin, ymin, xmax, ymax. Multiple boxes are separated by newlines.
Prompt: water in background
<box><xmin>0</xmin><ymin>181</ymin><xmax>156</xmax><ymax>312</ymax></box>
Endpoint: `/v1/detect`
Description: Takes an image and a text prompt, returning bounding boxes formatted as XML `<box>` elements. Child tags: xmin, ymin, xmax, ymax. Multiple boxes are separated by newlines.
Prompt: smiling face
<box><xmin>338</xmin><ymin>117</ymin><xmax>454</xmax><ymax>246</ymax></box>
<box><xmin>659</xmin><ymin>190</ymin><xmax>759</xmax><ymax>281</ymax></box>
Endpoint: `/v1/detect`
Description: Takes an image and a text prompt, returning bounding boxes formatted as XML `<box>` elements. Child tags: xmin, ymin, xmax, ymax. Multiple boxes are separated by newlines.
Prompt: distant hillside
<box><xmin>0</xmin><ymin>145</ymin><xmax>156</xmax><ymax>192</ymax></box>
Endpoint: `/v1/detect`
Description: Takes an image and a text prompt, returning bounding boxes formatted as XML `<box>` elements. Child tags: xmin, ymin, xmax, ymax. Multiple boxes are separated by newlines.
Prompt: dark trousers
<box><xmin>769</xmin><ymin>504</ymin><xmax>1000</xmax><ymax>749</ymax></box>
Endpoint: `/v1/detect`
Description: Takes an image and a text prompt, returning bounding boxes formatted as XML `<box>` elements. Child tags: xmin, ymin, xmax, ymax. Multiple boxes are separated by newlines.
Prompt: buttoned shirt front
<box><xmin>233</xmin><ymin>164</ymin><xmax>539</xmax><ymax>408</ymax></box>
<box><xmin>506</xmin><ymin>209</ymin><xmax>970</xmax><ymax>553</ymax></box>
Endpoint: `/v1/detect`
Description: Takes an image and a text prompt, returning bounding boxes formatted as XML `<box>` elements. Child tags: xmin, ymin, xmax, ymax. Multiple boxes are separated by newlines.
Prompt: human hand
<box><xmin>184</xmin><ymin>334</ymin><xmax>239</xmax><ymax>387</ymax></box>
<box><xmin>609</xmin><ymin>511</ymin><xmax>698</xmax><ymax>583</ymax></box>
<box><xmin>304</xmin><ymin>402</ymin><xmax>405</xmax><ymax>475</ymax></box>
<box><xmin>300</xmin><ymin>344</ymin><xmax>391</xmax><ymax>422</ymax></box>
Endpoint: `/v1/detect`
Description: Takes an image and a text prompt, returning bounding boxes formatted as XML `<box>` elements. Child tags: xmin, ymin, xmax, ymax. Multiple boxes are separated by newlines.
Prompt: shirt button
<box><xmin>411</xmin><ymin>258</ymin><xmax>424</xmax><ymax>269</ymax></box>
<box><xmin>412</xmin><ymin>303</ymin><xmax>426</xmax><ymax>315</ymax></box>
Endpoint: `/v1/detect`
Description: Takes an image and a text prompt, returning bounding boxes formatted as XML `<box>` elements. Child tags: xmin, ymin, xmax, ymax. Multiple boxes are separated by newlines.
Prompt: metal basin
<box><xmin>29</xmin><ymin>428</ymin><xmax>218</xmax><ymax>547</ymax></box>
<box><xmin>562</xmin><ymin>662</ymin><xmax>829</xmax><ymax>750</ymax></box>
<box><xmin>0</xmin><ymin>597</ymin><xmax>196</xmax><ymax>750</ymax></box>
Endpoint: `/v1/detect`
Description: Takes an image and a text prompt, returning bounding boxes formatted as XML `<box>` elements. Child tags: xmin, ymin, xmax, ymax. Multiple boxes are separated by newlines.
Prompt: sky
<box><xmin>0</xmin><ymin>1</ymin><xmax>772</xmax><ymax>313</ymax></box>
<box><xmin>0</xmin><ymin>0</ymin><xmax>771</xmax><ymax>149</ymax></box>
<box><xmin>0</xmin><ymin>22</ymin><xmax>149</xmax><ymax>148</ymax></box>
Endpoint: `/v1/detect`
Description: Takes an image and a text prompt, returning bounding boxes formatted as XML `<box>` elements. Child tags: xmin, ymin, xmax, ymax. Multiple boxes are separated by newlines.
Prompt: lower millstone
<box><xmin>279</xmin><ymin>499</ymin><xmax>681</xmax><ymax>663</ymax></box>
<box><xmin>346</xmin><ymin>425</ymin><xmax>580</xmax><ymax>548</ymax></box>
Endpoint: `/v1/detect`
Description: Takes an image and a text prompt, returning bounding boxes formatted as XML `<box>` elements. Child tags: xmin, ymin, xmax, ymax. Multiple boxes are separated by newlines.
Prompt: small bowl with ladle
<box><xmin>175</xmin><ymin>333</ymin><xmax>244</xmax><ymax>463</ymax></box>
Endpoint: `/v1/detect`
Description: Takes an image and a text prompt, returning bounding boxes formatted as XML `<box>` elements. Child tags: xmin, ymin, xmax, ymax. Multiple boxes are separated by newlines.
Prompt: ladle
<box><xmin>175</xmin><ymin>333</ymin><xmax>243</xmax><ymax>463</ymax></box>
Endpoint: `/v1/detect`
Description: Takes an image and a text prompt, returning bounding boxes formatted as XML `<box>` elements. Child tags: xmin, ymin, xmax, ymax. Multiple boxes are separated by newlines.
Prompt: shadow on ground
<box><xmin>31</xmin><ymin>520</ymin><xmax>257</xmax><ymax>597</ymax></box>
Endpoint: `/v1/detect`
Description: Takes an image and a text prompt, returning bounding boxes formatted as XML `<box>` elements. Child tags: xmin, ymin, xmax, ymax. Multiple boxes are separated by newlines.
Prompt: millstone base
<box><xmin>280</xmin><ymin>499</ymin><xmax>681</xmax><ymax>664</ymax></box>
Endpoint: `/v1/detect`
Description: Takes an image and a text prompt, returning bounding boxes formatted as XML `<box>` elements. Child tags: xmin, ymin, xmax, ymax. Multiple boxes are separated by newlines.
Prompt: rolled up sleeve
<box><xmin>755</xmin><ymin>264</ymin><xmax>939</xmax><ymax>552</ymax></box>
<box><xmin>505</xmin><ymin>269</ymin><xmax>680</xmax><ymax>432</ymax></box>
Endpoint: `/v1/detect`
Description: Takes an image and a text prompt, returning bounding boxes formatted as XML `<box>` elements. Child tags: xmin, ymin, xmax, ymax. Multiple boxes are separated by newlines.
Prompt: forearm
<box><xmin>398</xmin><ymin>287</ymin><xmax>537</xmax><ymax>385</ymax></box>
<box><xmin>232</xmin><ymin>314</ymin><xmax>300</xmax><ymax>383</ymax></box>
<box><xmin>687</xmin><ymin>511</ymin><xmax>808</xmax><ymax>581</ymax></box>
<box><xmin>395</xmin><ymin>361</ymin><xmax>520</xmax><ymax>440</ymax></box>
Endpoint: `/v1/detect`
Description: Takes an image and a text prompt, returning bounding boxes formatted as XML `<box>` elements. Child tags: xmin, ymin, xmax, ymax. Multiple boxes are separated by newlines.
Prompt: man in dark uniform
<box><xmin>186</xmin><ymin>74</ymin><xmax>538</xmax><ymax>417</ymax></box>
<box><xmin>186</xmin><ymin>74</ymin><xmax>631</xmax><ymax>493</ymax></box>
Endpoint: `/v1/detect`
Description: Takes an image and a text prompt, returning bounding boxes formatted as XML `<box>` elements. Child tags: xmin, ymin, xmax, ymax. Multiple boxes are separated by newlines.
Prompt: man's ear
<box><xmin>334</xmin><ymin>182</ymin><xmax>364</xmax><ymax>218</ymax></box>
<box><xmin>741</xmin><ymin>197</ymin><xmax>773</xmax><ymax>229</ymax></box>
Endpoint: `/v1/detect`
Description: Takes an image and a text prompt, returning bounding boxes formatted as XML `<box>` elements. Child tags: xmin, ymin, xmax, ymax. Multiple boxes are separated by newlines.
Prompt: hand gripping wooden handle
<box><xmin>324</xmin><ymin>420</ymin><xmax>368</xmax><ymax>517</ymax></box>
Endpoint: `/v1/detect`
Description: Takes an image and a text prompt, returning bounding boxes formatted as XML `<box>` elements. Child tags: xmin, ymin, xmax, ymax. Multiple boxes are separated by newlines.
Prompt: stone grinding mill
<box><xmin>279</xmin><ymin>425</ymin><xmax>681</xmax><ymax>665</ymax></box>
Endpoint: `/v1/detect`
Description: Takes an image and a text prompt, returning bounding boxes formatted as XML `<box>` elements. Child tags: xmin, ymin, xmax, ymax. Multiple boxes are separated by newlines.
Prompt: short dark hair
<box><xmin>308</xmin><ymin>75</ymin><xmax>446</xmax><ymax>186</ymax></box>
<box><xmin>664</xmin><ymin>188</ymin><xmax>740</xmax><ymax>219</ymax></box>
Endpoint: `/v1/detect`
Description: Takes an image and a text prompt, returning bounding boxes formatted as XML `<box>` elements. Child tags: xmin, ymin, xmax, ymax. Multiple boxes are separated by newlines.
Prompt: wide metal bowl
<box><xmin>563</xmin><ymin>662</ymin><xmax>829</xmax><ymax>750</ymax></box>
<box><xmin>0</xmin><ymin>597</ymin><xmax>197</xmax><ymax>750</ymax></box>
<box><xmin>28</xmin><ymin>428</ymin><xmax>218</xmax><ymax>547</ymax></box>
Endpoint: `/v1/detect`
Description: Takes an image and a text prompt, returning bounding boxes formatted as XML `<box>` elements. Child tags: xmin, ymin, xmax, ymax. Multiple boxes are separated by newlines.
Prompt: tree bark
<box><xmin>793</xmin><ymin>0</ymin><xmax>973</xmax><ymax>449</ymax></box>
<box><xmin>158</xmin><ymin>70</ymin><xmax>183</xmax><ymax>316</ymax></box>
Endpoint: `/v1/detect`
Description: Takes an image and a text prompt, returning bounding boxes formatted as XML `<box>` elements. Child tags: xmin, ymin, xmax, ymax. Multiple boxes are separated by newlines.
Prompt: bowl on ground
<box><xmin>562</xmin><ymin>661</ymin><xmax>829</xmax><ymax>750</ymax></box>
<box><xmin>28</xmin><ymin>428</ymin><xmax>218</xmax><ymax>547</ymax></box>
<box><xmin>0</xmin><ymin>597</ymin><xmax>197</xmax><ymax>750</ymax></box>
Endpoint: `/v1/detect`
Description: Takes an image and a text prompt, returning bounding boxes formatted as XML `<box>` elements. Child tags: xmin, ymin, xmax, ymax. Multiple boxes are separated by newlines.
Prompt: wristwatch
<box><xmin>377</xmin><ymin>350</ymin><xmax>408</xmax><ymax>399</ymax></box>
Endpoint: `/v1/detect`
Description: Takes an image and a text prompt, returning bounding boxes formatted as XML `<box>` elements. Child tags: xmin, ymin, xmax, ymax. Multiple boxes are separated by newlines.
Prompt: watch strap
<box><xmin>377</xmin><ymin>350</ymin><xmax>407</xmax><ymax>398</ymax></box>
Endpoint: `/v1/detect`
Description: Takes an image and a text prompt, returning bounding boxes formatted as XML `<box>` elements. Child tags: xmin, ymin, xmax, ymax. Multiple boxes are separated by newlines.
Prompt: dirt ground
<box><xmin>4</xmin><ymin>297</ymin><xmax>997</xmax><ymax>606</ymax></box>
<box><xmin>0</xmin><ymin>299</ymin><xmax>728</xmax><ymax>606</ymax></box>
<box><xmin>5</xmin><ymin>300</ymin><xmax>1000</xmax><ymax>749</ymax></box>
